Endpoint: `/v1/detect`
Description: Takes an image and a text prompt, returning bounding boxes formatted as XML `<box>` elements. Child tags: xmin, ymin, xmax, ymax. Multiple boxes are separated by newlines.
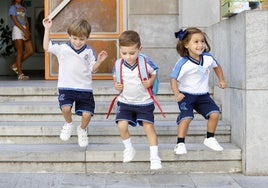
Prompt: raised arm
<box><xmin>42</xmin><ymin>18</ymin><xmax>52</xmax><ymax>51</ymax></box>
<box><xmin>92</xmin><ymin>50</ymin><xmax>108</xmax><ymax>73</ymax></box>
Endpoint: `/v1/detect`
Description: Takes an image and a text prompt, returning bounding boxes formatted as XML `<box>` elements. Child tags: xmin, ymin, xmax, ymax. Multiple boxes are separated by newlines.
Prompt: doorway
<box><xmin>44</xmin><ymin>0</ymin><xmax>123</xmax><ymax>80</ymax></box>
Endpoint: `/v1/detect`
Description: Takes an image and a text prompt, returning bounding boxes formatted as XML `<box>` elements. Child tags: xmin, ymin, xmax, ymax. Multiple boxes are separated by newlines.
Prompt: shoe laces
<box><xmin>62</xmin><ymin>124</ymin><xmax>72</xmax><ymax>133</ymax></box>
<box><xmin>78</xmin><ymin>128</ymin><xmax>88</xmax><ymax>140</ymax></box>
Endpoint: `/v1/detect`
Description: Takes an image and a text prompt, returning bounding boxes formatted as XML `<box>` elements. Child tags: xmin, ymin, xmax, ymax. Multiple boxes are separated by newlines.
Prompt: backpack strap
<box><xmin>106</xmin><ymin>59</ymin><xmax>123</xmax><ymax>119</ymax></box>
<box><xmin>137</xmin><ymin>56</ymin><xmax>149</xmax><ymax>80</ymax></box>
<box><xmin>137</xmin><ymin>56</ymin><xmax>166</xmax><ymax>118</ymax></box>
<box><xmin>115</xmin><ymin>58</ymin><xmax>123</xmax><ymax>83</ymax></box>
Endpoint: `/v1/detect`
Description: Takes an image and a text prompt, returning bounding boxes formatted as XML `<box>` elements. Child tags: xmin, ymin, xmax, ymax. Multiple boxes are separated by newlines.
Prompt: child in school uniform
<box><xmin>42</xmin><ymin>18</ymin><xmax>108</xmax><ymax>147</ymax></box>
<box><xmin>170</xmin><ymin>27</ymin><xmax>227</xmax><ymax>154</ymax></box>
<box><xmin>113</xmin><ymin>30</ymin><xmax>162</xmax><ymax>170</ymax></box>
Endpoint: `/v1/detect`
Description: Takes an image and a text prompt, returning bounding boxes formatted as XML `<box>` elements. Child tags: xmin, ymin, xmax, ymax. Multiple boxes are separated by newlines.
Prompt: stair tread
<box><xmin>0</xmin><ymin>143</ymin><xmax>241</xmax><ymax>162</ymax></box>
<box><xmin>0</xmin><ymin>120</ymin><xmax>230</xmax><ymax>136</ymax></box>
<box><xmin>0</xmin><ymin>81</ymin><xmax>240</xmax><ymax>173</ymax></box>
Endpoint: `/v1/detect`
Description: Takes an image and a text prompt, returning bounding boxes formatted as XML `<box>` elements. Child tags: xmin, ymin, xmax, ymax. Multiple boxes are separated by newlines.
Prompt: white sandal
<box><xmin>11</xmin><ymin>65</ymin><xmax>19</xmax><ymax>75</ymax></box>
<box><xmin>18</xmin><ymin>74</ymin><xmax>29</xmax><ymax>80</ymax></box>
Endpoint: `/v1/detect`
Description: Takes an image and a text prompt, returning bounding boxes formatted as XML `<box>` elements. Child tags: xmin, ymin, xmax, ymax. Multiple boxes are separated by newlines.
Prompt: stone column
<box><xmin>211</xmin><ymin>10</ymin><xmax>268</xmax><ymax>175</ymax></box>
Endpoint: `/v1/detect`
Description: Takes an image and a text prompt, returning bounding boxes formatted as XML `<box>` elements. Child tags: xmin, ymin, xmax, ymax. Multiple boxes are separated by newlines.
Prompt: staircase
<box><xmin>0</xmin><ymin>80</ymin><xmax>241</xmax><ymax>173</ymax></box>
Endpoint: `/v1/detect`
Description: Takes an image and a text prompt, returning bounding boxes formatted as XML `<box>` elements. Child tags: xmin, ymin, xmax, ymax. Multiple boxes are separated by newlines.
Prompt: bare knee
<box><xmin>24</xmin><ymin>41</ymin><xmax>34</xmax><ymax>56</ymax></box>
<box><xmin>208</xmin><ymin>112</ymin><xmax>219</xmax><ymax>120</ymax></box>
<box><xmin>61</xmin><ymin>106</ymin><xmax>71</xmax><ymax>113</ymax></box>
<box><xmin>143</xmin><ymin>122</ymin><xmax>156</xmax><ymax>135</ymax></box>
<box><xmin>118</xmin><ymin>121</ymin><xmax>128</xmax><ymax>131</ymax></box>
<box><xmin>82</xmin><ymin>112</ymin><xmax>91</xmax><ymax>119</ymax></box>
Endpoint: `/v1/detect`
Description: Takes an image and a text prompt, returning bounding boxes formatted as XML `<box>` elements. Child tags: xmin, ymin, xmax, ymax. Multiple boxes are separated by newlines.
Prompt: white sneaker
<box><xmin>204</xmin><ymin>137</ymin><xmax>223</xmax><ymax>151</ymax></box>
<box><xmin>60</xmin><ymin>122</ymin><xmax>73</xmax><ymax>141</ymax></box>
<box><xmin>77</xmin><ymin>126</ymin><xmax>89</xmax><ymax>147</ymax></box>
<box><xmin>150</xmin><ymin>157</ymin><xmax>162</xmax><ymax>170</ymax></box>
<box><xmin>123</xmin><ymin>147</ymin><xmax>136</xmax><ymax>162</ymax></box>
<box><xmin>174</xmin><ymin>143</ymin><xmax>187</xmax><ymax>155</ymax></box>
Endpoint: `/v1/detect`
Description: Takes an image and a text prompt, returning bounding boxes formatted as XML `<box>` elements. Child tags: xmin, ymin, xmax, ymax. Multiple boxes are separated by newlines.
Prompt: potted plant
<box><xmin>0</xmin><ymin>18</ymin><xmax>15</xmax><ymax>57</ymax></box>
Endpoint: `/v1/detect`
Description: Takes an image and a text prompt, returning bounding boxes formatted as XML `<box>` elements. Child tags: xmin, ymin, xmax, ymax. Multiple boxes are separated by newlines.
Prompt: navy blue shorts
<box><xmin>115</xmin><ymin>101</ymin><xmax>155</xmax><ymax>126</ymax></box>
<box><xmin>58</xmin><ymin>89</ymin><xmax>95</xmax><ymax>116</ymax></box>
<box><xmin>176</xmin><ymin>92</ymin><xmax>220</xmax><ymax>124</ymax></box>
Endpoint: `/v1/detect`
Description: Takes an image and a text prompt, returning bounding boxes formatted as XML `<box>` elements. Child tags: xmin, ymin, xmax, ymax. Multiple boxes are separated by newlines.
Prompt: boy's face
<box><xmin>69</xmin><ymin>35</ymin><xmax>88</xmax><ymax>50</ymax></box>
<box><xmin>119</xmin><ymin>44</ymin><xmax>141</xmax><ymax>65</ymax></box>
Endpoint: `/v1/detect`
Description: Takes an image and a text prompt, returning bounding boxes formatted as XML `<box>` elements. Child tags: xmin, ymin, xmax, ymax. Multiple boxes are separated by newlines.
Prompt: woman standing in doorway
<box><xmin>9</xmin><ymin>0</ymin><xmax>34</xmax><ymax>80</ymax></box>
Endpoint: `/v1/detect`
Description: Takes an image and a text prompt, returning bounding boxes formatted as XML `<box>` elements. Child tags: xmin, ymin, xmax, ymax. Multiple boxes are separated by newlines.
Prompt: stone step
<box><xmin>0</xmin><ymin>100</ymin><xmax>221</xmax><ymax>121</ymax></box>
<box><xmin>0</xmin><ymin>81</ymin><xmax>173</xmax><ymax>95</ymax></box>
<box><xmin>0</xmin><ymin>81</ymin><xmax>219</xmax><ymax>121</ymax></box>
<box><xmin>0</xmin><ymin>94</ymin><xmax>176</xmax><ymax>102</ymax></box>
<box><xmin>0</xmin><ymin>81</ymin><xmax>213</xmax><ymax>103</ymax></box>
<box><xmin>0</xmin><ymin>143</ymin><xmax>241</xmax><ymax>173</ymax></box>
<box><xmin>0</xmin><ymin>81</ymin><xmax>236</xmax><ymax>174</ymax></box>
<box><xmin>0</xmin><ymin>114</ymin><xmax>180</xmax><ymax>121</ymax></box>
<box><xmin>0</xmin><ymin>120</ymin><xmax>230</xmax><ymax>144</ymax></box>
<box><xmin>0</xmin><ymin>101</ymin><xmax>177</xmax><ymax>114</ymax></box>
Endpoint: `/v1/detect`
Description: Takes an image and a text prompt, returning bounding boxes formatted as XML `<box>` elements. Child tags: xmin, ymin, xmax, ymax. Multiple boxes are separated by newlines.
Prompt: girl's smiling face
<box><xmin>185</xmin><ymin>33</ymin><xmax>206</xmax><ymax>60</ymax></box>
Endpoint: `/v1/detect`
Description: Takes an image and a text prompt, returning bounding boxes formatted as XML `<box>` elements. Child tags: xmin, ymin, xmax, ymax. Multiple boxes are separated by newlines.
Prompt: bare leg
<box><xmin>177</xmin><ymin>119</ymin><xmax>191</xmax><ymax>138</ymax></box>
<box><xmin>143</xmin><ymin>122</ymin><xmax>158</xmax><ymax>146</ymax></box>
<box><xmin>80</xmin><ymin>112</ymin><xmax>92</xmax><ymax>129</ymax></box>
<box><xmin>118</xmin><ymin>120</ymin><xmax>130</xmax><ymax>140</ymax></box>
<box><xmin>12</xmin><ymin>39</ymin><xmax>34</xmax><ymax>75</ymax></box>
<box><xmin>207</xmin><ymin>112</ymin><xmax>220</xmax><ymax>133</ymax></box>
<box><xmin>61</xmin><ymin>106</ymin><xmax>72</xmax><ymax>123</ymax></box>
<box><xmin>13</xmin><ymin>39</ymin><xmax>24</xmax><ymax>75</ymax></box>
<box><xmin>22</xmin><ymin>40</ymin><xmax>34</xmax><ymax>61</ymax></box>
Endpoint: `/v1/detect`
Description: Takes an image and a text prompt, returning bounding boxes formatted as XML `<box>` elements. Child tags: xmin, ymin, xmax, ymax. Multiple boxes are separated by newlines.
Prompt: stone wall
<box><xmin>127</xmin><ymin>0</ymin><xmax>220</xmax><ymax>81</ymax></box>
<box><xmin>210</xmin><ymin>10</ymin><xmax>268</xmax><ymax>175</ymax></box>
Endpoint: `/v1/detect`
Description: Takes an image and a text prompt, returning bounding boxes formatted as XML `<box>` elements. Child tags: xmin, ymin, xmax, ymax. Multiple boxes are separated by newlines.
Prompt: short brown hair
<box><xmin>176</xmin><ymin>27</ymin><xmax>211</xmax><ymax>57</ymax></box>
<box><xmin>67</xmin><ymin>19</ymin><xmax>91</xmax><ymax>38</ymax></box>
<box><xmin>119</xmin><ymin>30</ymin><xmax>141</xmax><ymax>48</ymax></box>
<box><xmin>11</xmin><ymin>0</ymin><xmax>24</xmax><ymax>5</ymax></box>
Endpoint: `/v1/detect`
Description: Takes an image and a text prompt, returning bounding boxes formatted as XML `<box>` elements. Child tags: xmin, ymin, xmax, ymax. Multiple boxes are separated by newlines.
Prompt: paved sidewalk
<box><xmin>0</xmin><ymin>172</ymin><xmax>268</xmax><ymax>188</ymax></box>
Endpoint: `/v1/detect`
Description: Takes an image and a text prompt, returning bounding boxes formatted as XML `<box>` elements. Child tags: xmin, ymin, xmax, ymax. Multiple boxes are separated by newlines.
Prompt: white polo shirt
<box><xmin>170</xmin><ymin>52</ymin><xmax>219</xmax><ymax>95</ymax></box>
<box><xmin>114</xmin><ymin>54</ymin><xmax>158</xmax><ymax>105</ymax></box>
<box><xmin>48</xmin><ymin>41</ymin><xmax>96</xmax><ymax>91</ymax></box>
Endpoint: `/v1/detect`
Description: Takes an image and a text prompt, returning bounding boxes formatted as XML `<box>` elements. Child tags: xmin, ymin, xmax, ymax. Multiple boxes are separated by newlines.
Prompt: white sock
<box><xmin>122</xmin><ymin>138</ymin><xmax>133</xmax><ymax>149</ymax></box>
<box><xmin>78</xmin><ymin>125</ymin><xmax>87</xmax><ymax>132</ymax></box>
<box><xmin>150</xmin><ymin>145</ymin><xmax>159</xmax><ymax>159</ymax></box>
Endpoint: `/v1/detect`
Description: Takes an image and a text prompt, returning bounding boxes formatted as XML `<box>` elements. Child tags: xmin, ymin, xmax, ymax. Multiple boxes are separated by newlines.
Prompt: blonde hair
<box><xmin>67</xmin><ymin>19</ymin><xmax>91</xmax><ymax>38</ymax></box>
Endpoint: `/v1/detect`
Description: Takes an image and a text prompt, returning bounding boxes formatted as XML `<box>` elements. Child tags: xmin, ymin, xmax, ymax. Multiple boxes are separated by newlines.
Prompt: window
<box><xmin>44</xmin><ymin>0</ymin><xmax>123</xmax><ymax>80</ymax></box>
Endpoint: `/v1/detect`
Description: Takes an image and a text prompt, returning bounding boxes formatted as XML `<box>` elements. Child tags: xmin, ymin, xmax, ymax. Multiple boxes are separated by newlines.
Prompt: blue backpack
<box><xmin>106</xmin><ymin>56</ymin><xmax>165</xmax><ymax>119</ymax></box>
